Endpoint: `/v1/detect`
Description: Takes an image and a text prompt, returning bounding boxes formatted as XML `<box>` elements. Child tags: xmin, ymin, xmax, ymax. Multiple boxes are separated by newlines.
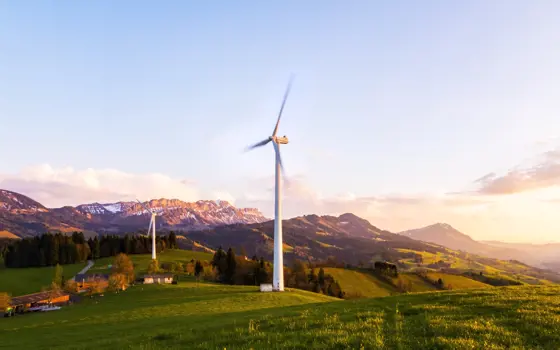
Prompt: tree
<box><xmin>92</xmin><ymin>237</ymin><xmax>100</xmax><ymax>259</ymax></box>
<box><xmin>174</xmin><ymin>262</ymin><xmax>184</xmax><ymax>273</ymax></box>
<box><xmin>0</xmin><ymin>292</ymin><xmax>10</xmax><ymax>312</ymax></box>
<box><xmin>64</xmin><ymin>279</ymin><xmax>79</xmax><ymax>293</ymax></box>
<box><xmin>211</xmin><ymin>247</ymin><xmax>228</xmax><ymax>280</ymax></box>
<box><xmin>123</xmin><ymin>235</ymin><xmax>131</xmax><ymax>254</ymax></box>
<box><xmin>86</xmin><ymin>280</ymin><xmax>104</xmax><ymax>297</ymax></box>
<box><xmin>194</xmin><ymin>260</ymin><xmax>203</xmax><ymax>280</ymax></box>
<box><xmin>168</xmin><ymin>232</ymin><xmax>177</xmax><ymax>249</ymax></box>
<box><xmin>185</xmin><ymin>262</ymin><xmax>195</xmax><ymax>275</ymax></box>
<box><xmin>43</xmin><ymin>281</ymin><xmax>61</xmax><ymax>304</ymax></box>
<box><xmin>224</xmin><ymin>248</ymin><xmax>237</xmax><ymax>284</ymax></box>
<box><xmin>318</xmin><ymin>268</ymin><xmax>325</xmax><ymax>286</ymax></box>
<box><xmin>53</xmin><ymin>264</ymin><xmax>64</xmax><ymax>288</ymax></box>
<box><xmin>108</xmin><ymin>273</ymin><xmax>128</xmax><ymax>292</ymax></box>
<box><xmin>147</xmin><ymin>259</ymin><xmax>160</xmax><ymax>274</ymax></box>
<box><xmin>112</xmin><ymin>253</ymin><xmax>135</xmax><ymax>283</ymax></box>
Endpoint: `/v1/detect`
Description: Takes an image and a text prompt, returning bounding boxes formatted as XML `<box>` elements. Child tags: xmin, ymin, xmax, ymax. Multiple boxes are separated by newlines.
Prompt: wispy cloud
<box><xmin>474</xmin><ymin>147</ymin><xmax>560</xmax><ymax>195</ymax></box>
<box><xmin>0</xmin><ymin>164</ymin><xmax>200</xmax><ymax>207</ymax></box>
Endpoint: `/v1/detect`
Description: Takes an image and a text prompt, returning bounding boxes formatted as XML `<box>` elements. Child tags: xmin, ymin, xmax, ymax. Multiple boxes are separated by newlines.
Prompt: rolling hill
<box><xmin>2</xmin><ymin>190</ymin><xmax>560</xmax><ymax>285</ymax></box>
<box><xmin>399</xmin><ymin>223</ymin><xmax>560</xmax><ymax>271</ymax></box>
<box><xmin>1</xmin><ymin>280</ymin><xmax>558</xmax><ymax>349</ymax></box>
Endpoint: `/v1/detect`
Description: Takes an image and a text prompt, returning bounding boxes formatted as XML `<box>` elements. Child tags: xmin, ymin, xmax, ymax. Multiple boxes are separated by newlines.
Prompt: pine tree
<box><xmin>318</xmin><ymin>268</ymin><xmax>325</xmax><ymax>286</ymax></box>
<box><xmin>211</xmin><ymin>247</ymin><xmax>228</xmax><ymax>280</ymax></box>
<box><xmin>168</xmin><ymin>232</ymin><xmax>177</xmax><ymax>249</ymax></box>
<box><xmin>93</xmin><ymin>237</ymin><xmax>100</xmax><ymax>260</ymax></box>
<box><xmin>194</xmin><ymin>260</ymin><xmax>203</xmax><ymax>278</ymax></box>
<box><xmin>225</xmin><ymin>248</ymin><xmax>237</xmax><ymax>284</ymax></box>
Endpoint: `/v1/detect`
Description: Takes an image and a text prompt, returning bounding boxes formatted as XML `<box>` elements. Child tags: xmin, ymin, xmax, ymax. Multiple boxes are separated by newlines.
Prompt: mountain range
<box><xmin>0</xmin><ymin>189</ymin><xmax>267</xmax><ymax>238</ymax></box>
<box><xmin>2</xmin><ymin>189</ymin><xmax>560</xmax><ymax>278</ymax></box>
<box><xmin>398</xmin><ymin>223</ymin><xmax>560</xmax><ymax>270</ymax></box>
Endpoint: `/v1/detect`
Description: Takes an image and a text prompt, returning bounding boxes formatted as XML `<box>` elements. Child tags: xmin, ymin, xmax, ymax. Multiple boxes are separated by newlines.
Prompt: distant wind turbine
<box><xmin>245</xmin><ymin>76</ymin><xmax>293</xmax><ymax>292</ymax></box>
<box><xmin>136</xmin><ymin>199</ymin><xmax>163</xmax><ymax>260</ymax></box>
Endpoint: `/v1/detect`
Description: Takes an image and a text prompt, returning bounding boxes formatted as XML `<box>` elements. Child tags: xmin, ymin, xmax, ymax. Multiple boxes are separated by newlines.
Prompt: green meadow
<box><xmin>0</xmin><ymin>262</ymin><xmax>87</xmax><ymax>296</ymax></box>
<box><xmin>88</xmin><ymin>249</ymin><xmax>213</xmax><ymax>275</ymax></box>
<box><xmin>1</xmin><ymin>281</ymin><xmax>559</xmax><ymax>349</ymax></box>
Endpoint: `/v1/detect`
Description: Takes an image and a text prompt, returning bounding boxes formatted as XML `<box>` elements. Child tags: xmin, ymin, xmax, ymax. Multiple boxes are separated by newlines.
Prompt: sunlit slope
<box><xmin>87</xmin><ymin>249</ymin><xmax>213</xmax><ymax>275</ymax></box>
<box><xmin>0</xmin><ymin>282</ymin><xmax>337</xmax><ymax>349</ymax></box>
<box><xmin>0</xmin><ymin>262</ymin><xmax>87</xmax><ymax>296</ymax></box>
<box><xmin>323</xmin><ymin>268</ymin><xmax>397</xmax><ymax>297</ymax></box>
<box><xmin>1</xmin><ymin>283</ymin><xmax>558</xmax><ymax>349</ymax></box>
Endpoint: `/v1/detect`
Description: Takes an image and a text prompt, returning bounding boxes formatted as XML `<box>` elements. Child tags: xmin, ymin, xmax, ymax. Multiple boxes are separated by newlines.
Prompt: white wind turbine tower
<box><xmin>245</xmin><ymin>77</ymin><xmax>293</xmax><ymax>292</ymax></box>
<box><xmin>137</xmin><ymin>200</ymin><xmax>162</xmax><ymax>260</ymax></box>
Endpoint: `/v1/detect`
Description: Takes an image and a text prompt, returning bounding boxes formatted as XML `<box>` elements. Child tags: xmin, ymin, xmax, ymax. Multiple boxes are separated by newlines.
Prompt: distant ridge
<box><xmin>0</xmin><ymin>189</ymin><xmax>267</xmax><ymax>237</ymax></box>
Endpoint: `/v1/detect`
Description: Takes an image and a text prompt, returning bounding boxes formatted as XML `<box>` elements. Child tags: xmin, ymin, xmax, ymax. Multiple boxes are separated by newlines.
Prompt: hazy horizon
<box><xmin>1</xmin><ymin>1</ymin><xmax>560</xmax><ymax>243</ymax></box>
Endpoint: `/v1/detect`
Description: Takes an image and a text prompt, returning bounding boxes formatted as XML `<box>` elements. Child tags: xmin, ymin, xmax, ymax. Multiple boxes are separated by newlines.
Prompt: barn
<box><xmin>10</xmin><ymin>290</ymin><xmax>70</xmax><ymax>313</ymax></box>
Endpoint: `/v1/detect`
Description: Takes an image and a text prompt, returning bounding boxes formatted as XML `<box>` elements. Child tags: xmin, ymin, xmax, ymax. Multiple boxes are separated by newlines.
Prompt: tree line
<box><xmin>3</xmin><ymin>232</ymin><xmax>178</xmax><ymax>268</ymax></box>
<box><xmin>208</xmin><ymin>247</ymin><xmax>345</xmax><ymax>298</ymax></box>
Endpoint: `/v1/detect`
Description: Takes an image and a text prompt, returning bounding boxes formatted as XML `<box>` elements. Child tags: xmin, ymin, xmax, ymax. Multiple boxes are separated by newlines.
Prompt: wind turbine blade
<box><xmin>136</xmin><ymin>199</ymin><xmax>153</xmax><ymax>214</ymax></box>
<box><xmin>245</xmin><ymin>138</ymin><xmax>271</xmax><ymax>152</ymax></box>
<box><xmin>272</xmin><ymin>76</ymin><xmax>294</xmax><ymax>137</ymax></box>
<box><xmin>272</xmin><ymin>141</ymin><xmax>286</xmax><ymax>175</ymax></box>
<box><xmin>147</xmin><ymin>216</ymin><xmax>153</xmax><ymax>236</ymax></box>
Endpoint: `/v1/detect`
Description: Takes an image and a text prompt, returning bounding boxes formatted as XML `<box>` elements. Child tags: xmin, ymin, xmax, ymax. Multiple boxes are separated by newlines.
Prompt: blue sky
<box><xmin>1</xmin><ymin>1</ymin><xmax>560</xmax><ymax>242</ymax></box>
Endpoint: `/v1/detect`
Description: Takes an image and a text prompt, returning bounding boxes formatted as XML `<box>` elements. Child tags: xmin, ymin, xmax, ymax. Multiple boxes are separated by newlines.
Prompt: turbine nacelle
<box><xmin>273</xmin><ymin>135</ymin><xmax>289</xmax><ymax>145</ymax></box>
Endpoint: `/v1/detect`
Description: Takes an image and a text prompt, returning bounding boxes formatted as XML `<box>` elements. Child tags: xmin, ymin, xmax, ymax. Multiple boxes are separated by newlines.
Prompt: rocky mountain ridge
<box><xmin>0</xmin><ymin>189</ymin><xmax>267</xmax><ymax>237</ymax></box>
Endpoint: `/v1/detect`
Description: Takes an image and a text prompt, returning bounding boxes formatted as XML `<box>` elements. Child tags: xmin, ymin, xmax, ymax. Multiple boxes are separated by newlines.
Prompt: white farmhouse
<box><xmin>143</xmin><ymin>274</ymin><xmax>174</xmax><ymax>284</ymax></box>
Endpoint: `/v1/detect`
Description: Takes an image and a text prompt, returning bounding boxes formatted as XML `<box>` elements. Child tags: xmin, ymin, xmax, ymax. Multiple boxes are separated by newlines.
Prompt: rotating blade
<box><xmin>245</xmin><ymin>138</ymin><xmax>272</xmax><ymax>152</ymax></box>
<box><xmin>147</xmin><ymin>215</ymin><xmax>154</xmax><ymax>236</ymax></box>
<box><xmin>136</xmin><ymin>199</ymin><xmax>154</xmax><ymax>214</ymax></box>
<box><xmin>272</xmin><ymin>76</ymin><xmax>294</xmax><ymax>137</ymax></box>
<box><xmin>272</xmin><ymin>141</ymin><xmax>286</xmax><ymax>175</ymax></box>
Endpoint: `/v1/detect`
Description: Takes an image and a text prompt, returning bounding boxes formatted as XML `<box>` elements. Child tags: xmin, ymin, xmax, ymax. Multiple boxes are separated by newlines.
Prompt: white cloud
<box><xmin>0</xmin><ymin>164</ymin><xmax>200</xmax><ymax>207</ymax></box>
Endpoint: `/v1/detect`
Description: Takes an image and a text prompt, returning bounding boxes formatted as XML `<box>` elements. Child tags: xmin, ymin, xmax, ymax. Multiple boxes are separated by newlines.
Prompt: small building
<box><xmin>74</xmin><ymin>274</ymin><xmax>109</xmax><ymax>291</ymax></box>
<box><xmin>143</xmin><ymin>274</ymin><xmax>174</xmax><ymax>284</ymax></box>
<box><xmin>10</xmin><ymin>290</ymin><xmax>70</xmax><ymax>313</ymax></box>
<box><xmin>260</xmin><ymin>284</ymin><xmax>273</xmax><ymax>292</ymax></box>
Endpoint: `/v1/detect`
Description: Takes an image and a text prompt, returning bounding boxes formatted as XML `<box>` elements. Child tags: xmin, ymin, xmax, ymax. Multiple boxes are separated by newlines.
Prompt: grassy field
<box><xmin>0</xmin><ymin>249</ymin><xmax>212</xmax><ymax>296</ymax></box>
<box><xmin>323</xmin><ymin>268</ymin><xmax>397</xmax><ymax>297</ymax></box>
<box><xmin>426</xmin><ymin>272</ymin><xmax>491</xmax><ymax>290</ymax></box>
<box><xmin>391</xmin><ymin>274</ymin><xmax>439</xmax><ymax>292</ymax></box>
<box><xmin>88</xmin><ymin>249</ymin><xmax>214</xmax><ymax>275</ymax></box>
<box><xmin>0</xmin><ymin>281</ymin><xmax>558</xmax><ymax>349</ymax></box>
<box><xmin>0</xmin><ymin>262</ymin><xmax>87</xmax><ymax>296</ymax></box>
<box><xmin>323</xmin><ymin>268</ymin><xmax>444</xmax><ymax>297</ymax></box>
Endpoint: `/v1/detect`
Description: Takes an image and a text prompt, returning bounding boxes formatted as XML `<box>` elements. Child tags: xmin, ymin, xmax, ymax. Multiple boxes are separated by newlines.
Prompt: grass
<box><xmin>323</xmin><ymin>268</ymin><xmax>397</xmax><ymax>297</ymax></box>
<box><xmin>0</xmin><ymin>249</ymin><xmax>212</xmax><ymax>296</ymax></box>
<box><xmin>88</xmin><ymin>249</ymin><xmax>213</xmax><ymax>275</ymax></box>
<box><xmin>426</xmin><ymin>272</ymin><xmax>491</xmax><ymax>290</ymax></box>
<box><xmin>1</xmin><ymin>281</ymin><xmax>559</xmax><ymax>349</ymax></box>
<box><xmin>391</xmin><ymin>274</ymin><xmax>439</xmax><ymax>292</ymax></box>
<box><xmin>0</xmin><ymin>262</ymin><xmax>87</xmax><ymax>296</ymax></box>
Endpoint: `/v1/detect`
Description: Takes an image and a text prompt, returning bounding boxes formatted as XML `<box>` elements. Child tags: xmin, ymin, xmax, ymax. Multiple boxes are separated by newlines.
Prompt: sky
<box><xmin>1</xmin><ymin>1</ymin><xmax>560</xmax><ymax>243</ymax></box>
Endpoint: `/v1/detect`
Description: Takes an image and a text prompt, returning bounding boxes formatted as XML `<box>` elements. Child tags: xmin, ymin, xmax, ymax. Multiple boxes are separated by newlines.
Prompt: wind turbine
<box><xmin>136</xmin><ymin>199</ymin><xmax>162</xmax><ymax>260</ymax></box>
<box><xmin>245</xmin><ymin>77</ymin><xmax>293</xmax><ymax>292</ymax></box>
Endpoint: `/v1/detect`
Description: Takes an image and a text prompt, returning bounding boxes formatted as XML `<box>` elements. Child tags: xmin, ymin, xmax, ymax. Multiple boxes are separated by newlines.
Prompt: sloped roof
<box><xmin>75</xmin><ymin>273</ymin><xmax>109</xmax><ymax>282</ymax></box>
<box><xmin>11</xmin><ymin>290</ymin><xmax>69</xmax><ymax>306</ymax></box>
<box><xmin>143</xmin><ymin>274</ymin><xmax>174</xmax><ymax>278</ymax></box>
